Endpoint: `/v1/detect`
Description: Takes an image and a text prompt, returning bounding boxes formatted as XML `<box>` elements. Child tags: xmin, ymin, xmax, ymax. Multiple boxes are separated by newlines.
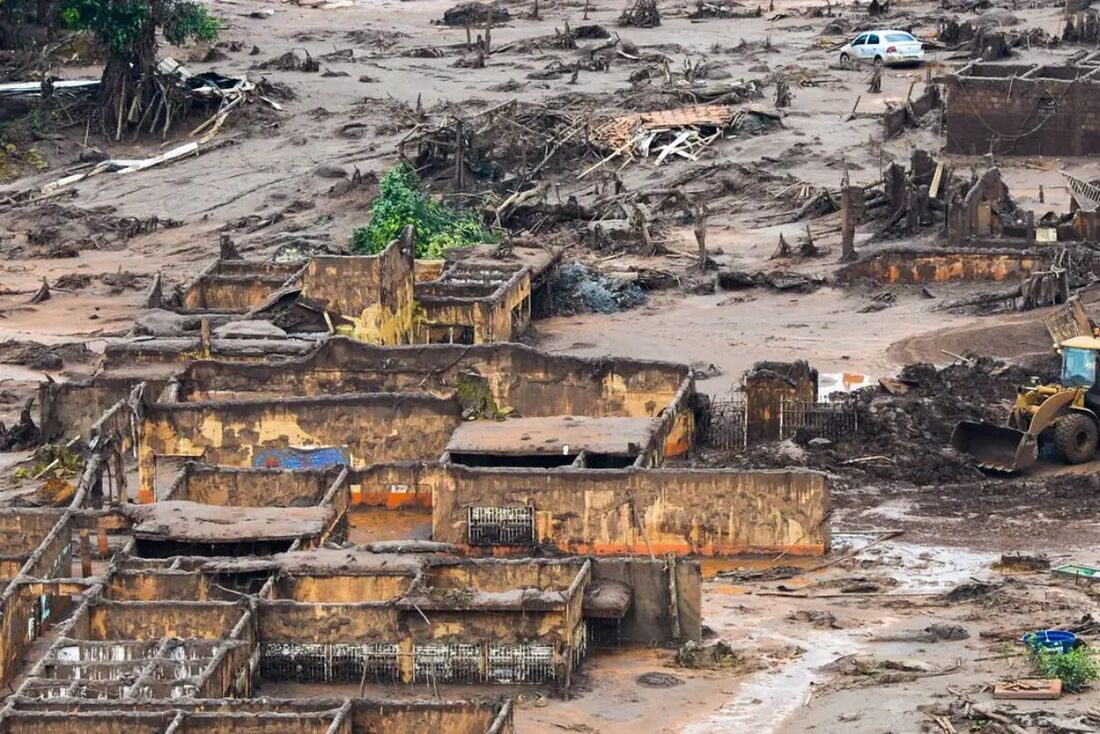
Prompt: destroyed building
<box><xmin>154</xmin><ymin>239</ymin><xmax>561</xmax><ymax>346</ymax></box>
<box><xmin>41</xmin><ymin>335</ymin><xmax>829</xmax><ymax>558</ymax></box>
<box><xmin>944</xmin><ymin>53</ymin><xmax>1100</xmax><ymax>156</ymax></box>
<box><xmin>0</xmin><ymin>222</ymin><xmax>832</xmax><ymax>730</ymax></box>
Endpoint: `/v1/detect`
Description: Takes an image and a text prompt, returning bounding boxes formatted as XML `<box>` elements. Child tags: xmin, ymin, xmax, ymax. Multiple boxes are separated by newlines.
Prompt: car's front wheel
<box><xmin>839</xmin><ymin>52</ymin><xmax>850</xmax><ymax>67</ymax></box>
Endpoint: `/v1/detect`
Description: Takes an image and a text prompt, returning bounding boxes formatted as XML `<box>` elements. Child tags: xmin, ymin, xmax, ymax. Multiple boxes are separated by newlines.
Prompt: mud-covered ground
<box><xmin>4</xmin><ymin>0</ymin><xmax>1100</xmax><ymax>730</ymax></box>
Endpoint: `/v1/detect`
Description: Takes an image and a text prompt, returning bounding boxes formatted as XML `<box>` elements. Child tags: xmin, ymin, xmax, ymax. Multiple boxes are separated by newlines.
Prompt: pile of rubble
<box><xmin>538</xmin><ymin>261</ymin><xmax>647</xmax><ymax>316</ymax></box>
<box><xmin>701</xmin><ymin>356</ymin><xmax>1057</xmax><ymax>485</ymax></box>
<box><xmin>398</xmin><ymin>99</ymin><xmax>594</xmax><ymax>192</ymax></box>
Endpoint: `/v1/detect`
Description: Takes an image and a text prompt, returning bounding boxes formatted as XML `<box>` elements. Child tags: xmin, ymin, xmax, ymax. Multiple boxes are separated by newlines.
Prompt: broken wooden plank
<box><xmin>993</xmin><ymin>678</ymin><xmax>1062</xmax><ymax>700</ymax></box>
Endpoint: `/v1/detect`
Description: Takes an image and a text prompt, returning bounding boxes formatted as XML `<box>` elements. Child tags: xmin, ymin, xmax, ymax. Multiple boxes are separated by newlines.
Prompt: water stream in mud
<box><xmin>684</xmin><ymin>536</ymin><xmax>998</xmax><ymax>733</ymax></box>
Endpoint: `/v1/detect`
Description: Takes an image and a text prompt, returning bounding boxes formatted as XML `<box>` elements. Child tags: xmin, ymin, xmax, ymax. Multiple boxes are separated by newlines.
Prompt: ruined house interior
<box><xmin>8</xmin><ymin>0</ymin><xmax>1100</xmax><ymax>729</ymax></box>
<box><xmin>0</xmin><ymin>236</ymin><xmax>827</xmax><ymax>733</ymax></box>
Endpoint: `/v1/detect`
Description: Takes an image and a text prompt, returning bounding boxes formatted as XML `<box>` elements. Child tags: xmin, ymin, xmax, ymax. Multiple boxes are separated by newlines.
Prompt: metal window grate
<box><xmin>414</xmin><ymin>643</ymin><xmax>481</xmax><ymax>683</ymax></box>
<box><xmin>259</xmin><ymin>642</ymin><xmax>399</xmax><ymax>683</ymax></box>
<box><xmin>467</xmin><ymin>506</ymin><xmax>536</xmax><ymax>546</ymax></box>
<box><xmin>487</xmin><ymin>643</ymin><xmax>556</xmax><ymax>684</ymax></box>
<box><xmin>586</xmin><ymin>618</ymin><xmax>621</xmax><ymax>647</ymax></box>
<box><xmin>779</xmin><ymin>399</ymin><xmax>858</xmax><ymax>442</ymax></box>
<box><xmin>697</xmin><ymin>399</ymin><xmax>748</xmax><ymax>451</ymax></box>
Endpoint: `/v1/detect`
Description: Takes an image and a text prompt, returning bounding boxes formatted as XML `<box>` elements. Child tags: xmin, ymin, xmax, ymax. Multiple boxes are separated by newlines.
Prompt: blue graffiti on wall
<box><xmin>253</xmin><ymin>446</ymin><xmax>350</xmax><ymax>470</ymax></box>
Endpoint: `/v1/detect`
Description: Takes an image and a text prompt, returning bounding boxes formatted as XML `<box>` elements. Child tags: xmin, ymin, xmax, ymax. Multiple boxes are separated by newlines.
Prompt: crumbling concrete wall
<box><xmin>414</xmin><ymin>259</ymin><xmax>446</xmax><ymax>282</ymax></box>
<box><xmin>138</xmin><ymin>394</ymin><xmax>461</xmax><ymax>500</ymax></box>
<box><xmin>744</xmin><ymin>361</ymin><xmax>818</xmax><ymax>444</ymax></box>
<box><xmin>180</xmin><ymin>261</ymin><xmax>301</xmax><ymax>312</ymax></box>
<box><xmin>945</xmin><ymin>70</ymin><xmax>1100</xmax><ymax>156</ymax></box>
<box><xmin>591</xmin><ymin>558</ymin><xmax>702</xmax><ymax>643</ymax></box>
<box><xmin>86</xmin><ymin>601</ymin><xmax>243</xmax><ymax>640</ymax></box>
<box><xmin>348</xmin><ymin>463</ymin><xmax>441</xmax><ymax>508</ymax></box>
<box><xmin>169</xmin><ymin>464</ymin><xmax>340</xmax><ymax>507</ymax></box>
<box><xmin>1</xmin><ymin>712</ymin><xmax>169</xmax><ymax>734</ymax></box>
<box><xmin>276</xmin><ymin>574</ymin><xmax>413</xmax><ymax>603</ymax></box>
<box><xmin>432</xmin><ymin>467</ymin><xmax>830</xmax><ymax>557</ymax></box>
<box><xmin>182</xmin><ymin>276</ymin><xmax>289</xmax><ymax>312</ymax></box>
<box><xmin>643</xmin><ymin>375</ymin><xmax>695</xmax><ymax>463</ymax></box>
<box><xmin>4</xmin><ymin>700</ymin><xmax>512</xmax><ymax>734</ymax></box>
<box><xmin>882</xmin><ymin>85</ymin><xmax>941</xmax><ymax>139</ymax></box>
<box><xmin>414</xmin><ymin>269</ymin><xmax>532</xmax><ymax>344</ymax></box>
<box><xmin>107</xmin><ymin>570</ymin><xmax>219</xmax><ymax>602</ymax></box>
<box><xmin>0</xmin><ymin>511</ymin><xmax>75</xmax><ymax>689</ymax></box>
<box><xmin>258</xmin><ymin>602</ymin><xmax>401</xmax><ymax>642</ymax></box>
<box><xmin>300</xmin><ymin>242</ymin><xmax>415</xmax><ymax>345</ymax></box>
<box><xmin>180</xmin><ymin>339</ymin><xmax>691</xmax><ymax>421</ymax></box>
<box><xmin>836</xmin><ymin>248</ymin><xmax>1043</xmax><ymax>284</ymax></box>
<box><xmin>38</xmin><ymin>377</ymin><xmax>148</xmax><ymax>443</ymax></box>
<box><xmin>946</xmin><ymin>168</ymin><xmax>1010</xmax><ymax>244</ymax></box>
<box><xmin>354</xmin><ymin>701</ymin><xmax>511</xmax><ymax>734</ymax></box>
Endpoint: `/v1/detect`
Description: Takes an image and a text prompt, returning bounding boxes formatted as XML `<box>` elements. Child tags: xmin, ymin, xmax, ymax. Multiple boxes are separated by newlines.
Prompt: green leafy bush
<box><xmin>1028</xmin><ymin>636</ymin><xmax>1099</xmax><ymax>692</ymax></box>
<box><xmin>351</xmin><ymin>164</ymin><xmax>494</xmax><ymax>259</ymax></box>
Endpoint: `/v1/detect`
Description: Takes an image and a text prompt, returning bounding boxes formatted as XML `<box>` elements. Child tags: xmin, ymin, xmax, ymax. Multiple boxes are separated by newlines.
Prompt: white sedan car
<box><xmin>839</xmin><ymin>30</ymin><xmax>925</xmax><ymax>67</ymax></box>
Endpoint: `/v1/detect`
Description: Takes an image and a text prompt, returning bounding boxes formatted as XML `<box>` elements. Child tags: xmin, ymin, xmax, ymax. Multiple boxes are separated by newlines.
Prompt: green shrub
<box><xmin>1028</xmin><ymin>636</ymin><xmax>1099</xmax><ymax>692</ymax></box>
<box><xmin>351</xmin><ymin>164</ymin><xmax>494</xmax><ymax>258</ymax></box>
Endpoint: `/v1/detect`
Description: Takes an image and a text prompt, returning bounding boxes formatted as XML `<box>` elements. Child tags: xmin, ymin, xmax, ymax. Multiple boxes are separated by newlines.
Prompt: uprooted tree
<box><xmin>60</xmin><ymin>0</ymin><xmax>219</xmax><ymax>136</ymax></box>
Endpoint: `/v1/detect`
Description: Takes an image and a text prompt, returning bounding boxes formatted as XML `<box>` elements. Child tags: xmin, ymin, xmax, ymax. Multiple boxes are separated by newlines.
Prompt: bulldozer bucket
<box><xmin>950</xmin><ymin>421</ymin><xmax>1038</xmax><ymax>472</ymax></box>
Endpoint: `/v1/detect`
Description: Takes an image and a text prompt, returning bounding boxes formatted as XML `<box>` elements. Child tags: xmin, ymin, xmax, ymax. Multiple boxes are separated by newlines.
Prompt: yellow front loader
<box><xmin>951</xmin><ymin>336</ymin><xmax>1100</xmax><ymax>472</ymax></box>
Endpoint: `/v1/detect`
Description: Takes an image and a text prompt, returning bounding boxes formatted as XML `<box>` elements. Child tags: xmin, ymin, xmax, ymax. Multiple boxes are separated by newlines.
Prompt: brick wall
<box><xmin>946</xmin><ymin>75</ymin><xmax>1100</xmax><ymax>156</ymax></box>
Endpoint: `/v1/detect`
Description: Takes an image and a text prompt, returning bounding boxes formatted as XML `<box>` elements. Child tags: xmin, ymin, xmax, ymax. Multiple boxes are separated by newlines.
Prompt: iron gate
<box><xmin>697</xmin><ymin>399</ymin><xmax>747</xmax><ymax>450</ymax></box>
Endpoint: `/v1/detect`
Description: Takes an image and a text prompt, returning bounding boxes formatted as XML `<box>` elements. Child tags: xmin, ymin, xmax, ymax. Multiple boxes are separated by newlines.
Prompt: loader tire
<box><xmin>1053</xmin><ymin>413</ymin><xmax>1098</xmax><ymax>464</ymax></box>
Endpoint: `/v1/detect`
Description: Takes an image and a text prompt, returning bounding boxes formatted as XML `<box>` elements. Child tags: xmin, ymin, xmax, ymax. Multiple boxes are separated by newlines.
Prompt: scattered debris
<box><xmin>995</xmin><ymin>552</ymin><xmax>1051</xmax><ymax>573</ymax></box>
<box><xmin>619</xmin><ymin>0</ymin><xmax>661</xmax><ymax>27</ymax></box>
<box><xmin>636</xmin><ymin>671</ymin><xmax>684</xmax><ymax>687</ymax></box>
<box><xmin>257</xmin><ymin>49</ymin><xmax>320</xmax><ymax>72</ymax></box>
<box><xmin>538</xmin><ymin>262</ymin><xmax>647</xmax><ymax>316</ymax></box>
<box><xmin>676</xmin><ymin>640</ymin><xmax>758</xmax><ymax>670</ymax></box>
<box><xmin>993</xmin><ymin>678</ymin><xmax>1063</xmax><ymax>700</ymax></box>
<box><xmin>873</xmin><ymin>624</ymin><xmax>969</xmax><ymax>643</ymax></box>
<box><xmin>14</xmin><ymin>443</ymin><xmax>85</xmax><ymax>482</ymax></box>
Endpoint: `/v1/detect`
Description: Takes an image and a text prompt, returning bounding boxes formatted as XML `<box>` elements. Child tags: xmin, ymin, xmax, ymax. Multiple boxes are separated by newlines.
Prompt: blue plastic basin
<box><xmin>1021</xmin><ymin>630</ymin><xmax>1078</xmax><ymax>654</ymax></box>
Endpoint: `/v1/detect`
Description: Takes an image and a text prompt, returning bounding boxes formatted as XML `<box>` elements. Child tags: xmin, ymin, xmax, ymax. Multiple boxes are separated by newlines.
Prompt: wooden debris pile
<box><xmin>589</xmin><ymin>105</ymin><xmax>733</xmax><ymax>172</ymax></box>
<box><xmin>619</xmin><ymin>0</ymin><xmax>661</xmax><ymax>27</ymax></box>
<box><xmin>585</xmin><ymin>105</ymin><xmax>779</xmax><ymax>176</ymax></box>
<box><xmin>689</xmin><ymin>0</ymin><xmax>763</xmax><ymax>19</ymax></box>
<box><xmin>399</xmin><ymin>99</ymin><xmax>595</xmax><ymax>191</ymax></box>
<box><xmin>620</xmin><ymin>77</ymin><xmax>765</xmax><ymax>111</ymax></box>
<box><xmin>922</xmin><ymin>692</ymin><xmax>1100</xmax><ymax>734</ymax></box>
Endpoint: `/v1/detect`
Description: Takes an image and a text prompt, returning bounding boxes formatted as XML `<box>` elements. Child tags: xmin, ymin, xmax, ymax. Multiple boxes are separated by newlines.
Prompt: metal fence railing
<box><xmin>779</xmin><ymin>399</ymin><xmax>858</xmax><ymax>442</ymax></box>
